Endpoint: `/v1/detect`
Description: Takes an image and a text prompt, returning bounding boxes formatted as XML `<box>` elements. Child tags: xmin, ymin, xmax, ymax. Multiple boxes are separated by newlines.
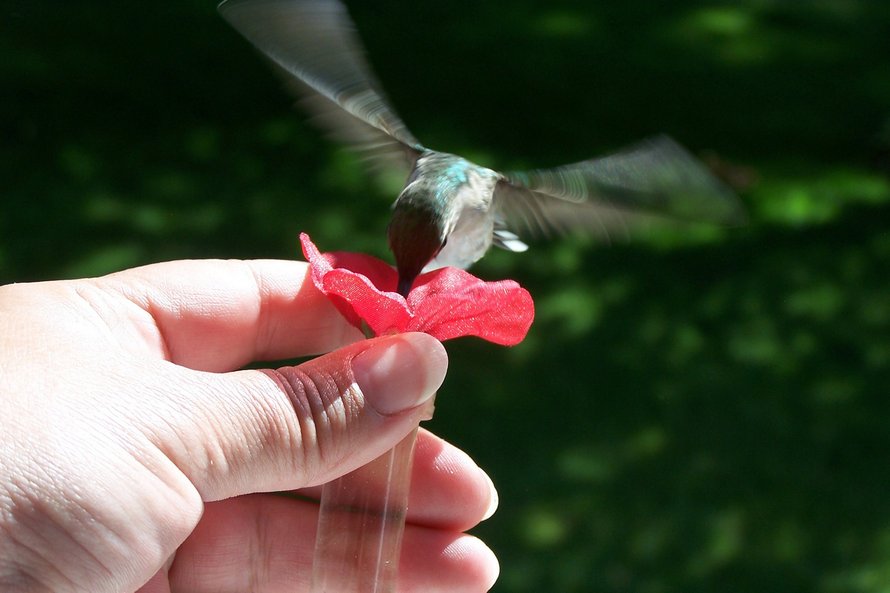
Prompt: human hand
<box><xmin>0</xmin><ymin>259</ymin><xmax>499</xmax><ymax>593</ymax></box>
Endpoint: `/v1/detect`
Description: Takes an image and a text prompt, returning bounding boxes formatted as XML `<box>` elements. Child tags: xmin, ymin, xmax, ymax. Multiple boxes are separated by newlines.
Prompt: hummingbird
<box><xmin>219</xmin><ymin>0</ymin><xmax>743</xmax><ymax>297</ymax></box>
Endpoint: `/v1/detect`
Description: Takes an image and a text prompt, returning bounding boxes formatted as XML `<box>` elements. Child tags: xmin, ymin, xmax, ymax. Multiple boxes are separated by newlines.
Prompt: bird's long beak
<box><xmin>397</xmin><ymin>275</ymin><xmax>414</xmax><ymax>298</ymax></box>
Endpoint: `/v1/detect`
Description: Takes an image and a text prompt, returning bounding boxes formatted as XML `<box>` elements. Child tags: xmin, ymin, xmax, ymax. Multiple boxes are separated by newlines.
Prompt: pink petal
<box><xmin>322</xmin><ymin>268</ymin><xmax>411</xmax><ymax>336</ymax></box>
<box><xmin>408</xmin><ymin>267</ymin><xmax>534</xmax><ymax>345</ymax></box>
<box><xmin>301</xmin><ymin>233</ymin><xmax>407</xmax><ymax>330</ymax></box>
<box><xmin>300</xmin><ymin>233</ymin><xmax>534</xmax><ymax>345</ymax></box>
<box><xmin>320</xmin><ymin>250</ymin><xmax>399</xmax><ymax>294</ymax></box>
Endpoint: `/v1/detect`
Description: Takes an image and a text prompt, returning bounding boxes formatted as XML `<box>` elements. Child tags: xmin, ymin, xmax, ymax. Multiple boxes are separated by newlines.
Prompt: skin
<box><xmin>0</xmin><ymin>259</ymin><xmax>499</xmax><ymax>593</ymax></box>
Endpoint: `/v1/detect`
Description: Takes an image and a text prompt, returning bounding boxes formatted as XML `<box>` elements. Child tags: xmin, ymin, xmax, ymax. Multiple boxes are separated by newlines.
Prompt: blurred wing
<box><xmin>494</xmin><ymin>135</ymin><xmax>745</xmax><ymax>242</ymax></box>
<box><xmin>219</xmin><ymin>0</ymin><xmax>422</xmax><ymax>171</ymax></box>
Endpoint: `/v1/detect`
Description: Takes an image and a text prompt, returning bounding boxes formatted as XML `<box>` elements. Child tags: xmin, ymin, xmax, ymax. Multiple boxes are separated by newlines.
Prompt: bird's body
<box><xmin>401</xmin><ymin>152</ymin><xmax>503</xmax><ymax>263</ymax></box>
<box><xmin>220</xmin><ymin>0</ymin><xmax>743</xmax><ymax>295</ymax></box>
<box><xmin>388</xmin><ymin>150</ymin><xmax>512</xmax><ymax>294</ymax></box>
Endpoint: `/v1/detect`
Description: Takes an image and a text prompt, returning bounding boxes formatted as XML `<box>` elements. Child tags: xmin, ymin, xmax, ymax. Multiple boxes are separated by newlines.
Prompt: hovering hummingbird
<box><xmin>219</xmin><ymin>0</ymin><xmax>743</xmax><ymax>296</ymax></box>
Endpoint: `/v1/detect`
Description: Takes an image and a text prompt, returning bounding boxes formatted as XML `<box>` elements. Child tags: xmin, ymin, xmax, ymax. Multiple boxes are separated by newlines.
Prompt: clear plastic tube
<box><xmin>309</xmin><ymin>427</ymin><xmax>419</xmax><ymax>593</ymax></box>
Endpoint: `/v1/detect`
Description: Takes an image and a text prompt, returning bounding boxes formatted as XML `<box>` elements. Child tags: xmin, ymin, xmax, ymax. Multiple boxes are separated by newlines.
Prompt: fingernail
<box><xmin>481</xmin><ymin>470</ymin><xmax>499</xmax><ymax>521</ymax></box>
<box><xmin>352</xmin><ymin>333</ymin><xmax>447</xmax><ymax>416</ymax></box>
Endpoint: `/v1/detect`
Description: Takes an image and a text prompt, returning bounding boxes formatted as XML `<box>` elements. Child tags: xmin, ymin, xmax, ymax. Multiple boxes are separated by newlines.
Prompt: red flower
<box><xmin>300</xmin><ymin>233</ymin><xmax>534</xmax><ymax>346</ymax></box>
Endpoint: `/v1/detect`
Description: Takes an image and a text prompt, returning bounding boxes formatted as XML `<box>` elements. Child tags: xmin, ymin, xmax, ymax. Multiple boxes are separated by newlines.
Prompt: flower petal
<box><xmin>300</xmin><ymin>232</ymin><xmax>359</xmax><ymax>323</ymax></box>
<box><xmin>320</xmin><ymin>251</ymin><xmax>399</xmax><ymax>294</ymax></box>
<box><xmin>300</xmin><ymin>233</ymin><xmax>534</xmax><ymax>344</ymax></box>
<box><xmin>322</xmin><ymin>268</ymin><xmax>411</xmax><ymax>336</ymax></box>
<box><xmin>408</xmin><ymin>267</ymin><xmax>534</xmax><ymax>345</ymax></box>
<box><xmin>301</xmin><ymin>233</ymin><xmax>409</xmax><ymax>333</ymax></box>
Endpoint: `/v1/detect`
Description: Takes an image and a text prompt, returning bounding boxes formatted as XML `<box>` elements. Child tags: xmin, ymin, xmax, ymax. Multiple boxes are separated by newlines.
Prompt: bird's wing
<box><xmin>493</xmin><ymin>135</ymin><xmax>745</xmax><ymax>242</ymax></box>
<box><xmin>219</xmin><ymin>0</ymin><xmax>422</xmax><ymax>171</ymax></box>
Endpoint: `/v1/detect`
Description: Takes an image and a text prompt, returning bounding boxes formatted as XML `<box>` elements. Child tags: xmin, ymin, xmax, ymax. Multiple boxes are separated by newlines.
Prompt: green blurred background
<box><xmin>4</xmin><ymin>1</ymin><xmax>890</xmax><ymax>591</ymax></box>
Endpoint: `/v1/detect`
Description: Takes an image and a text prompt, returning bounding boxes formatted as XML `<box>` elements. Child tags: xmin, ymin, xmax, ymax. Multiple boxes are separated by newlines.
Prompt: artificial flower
<box><xmin>300</xmin><ymin>233</ymin><xmax>533</xmax><ymax>345</ymax></box>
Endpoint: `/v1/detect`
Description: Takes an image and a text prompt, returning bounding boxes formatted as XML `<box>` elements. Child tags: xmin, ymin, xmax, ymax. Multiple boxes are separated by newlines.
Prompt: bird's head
<box><xmin>387</xmin><ymin>199</ymin><xmax>447</xmax><ymax>297</ymax></box>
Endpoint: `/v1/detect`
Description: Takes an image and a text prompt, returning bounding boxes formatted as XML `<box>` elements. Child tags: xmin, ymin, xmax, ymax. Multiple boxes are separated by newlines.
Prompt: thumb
<box><xmin>163</xmin><ymin>332</ymin><xmax>447</xmax><ymax>501</ymax></box>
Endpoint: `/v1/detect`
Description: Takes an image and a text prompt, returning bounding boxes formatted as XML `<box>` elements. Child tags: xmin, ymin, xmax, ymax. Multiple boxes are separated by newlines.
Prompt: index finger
<box><xmin>97</xmin><ymin>259</ymin><xmax>362</xmax><ymax>371</ymax></box>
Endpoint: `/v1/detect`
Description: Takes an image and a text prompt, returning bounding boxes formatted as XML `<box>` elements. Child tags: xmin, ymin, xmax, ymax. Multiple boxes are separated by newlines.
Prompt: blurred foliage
<box><xmin>3</xmin><ymin>0</ymin><xmax>890</xmax><ymax>591</ymax></box>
